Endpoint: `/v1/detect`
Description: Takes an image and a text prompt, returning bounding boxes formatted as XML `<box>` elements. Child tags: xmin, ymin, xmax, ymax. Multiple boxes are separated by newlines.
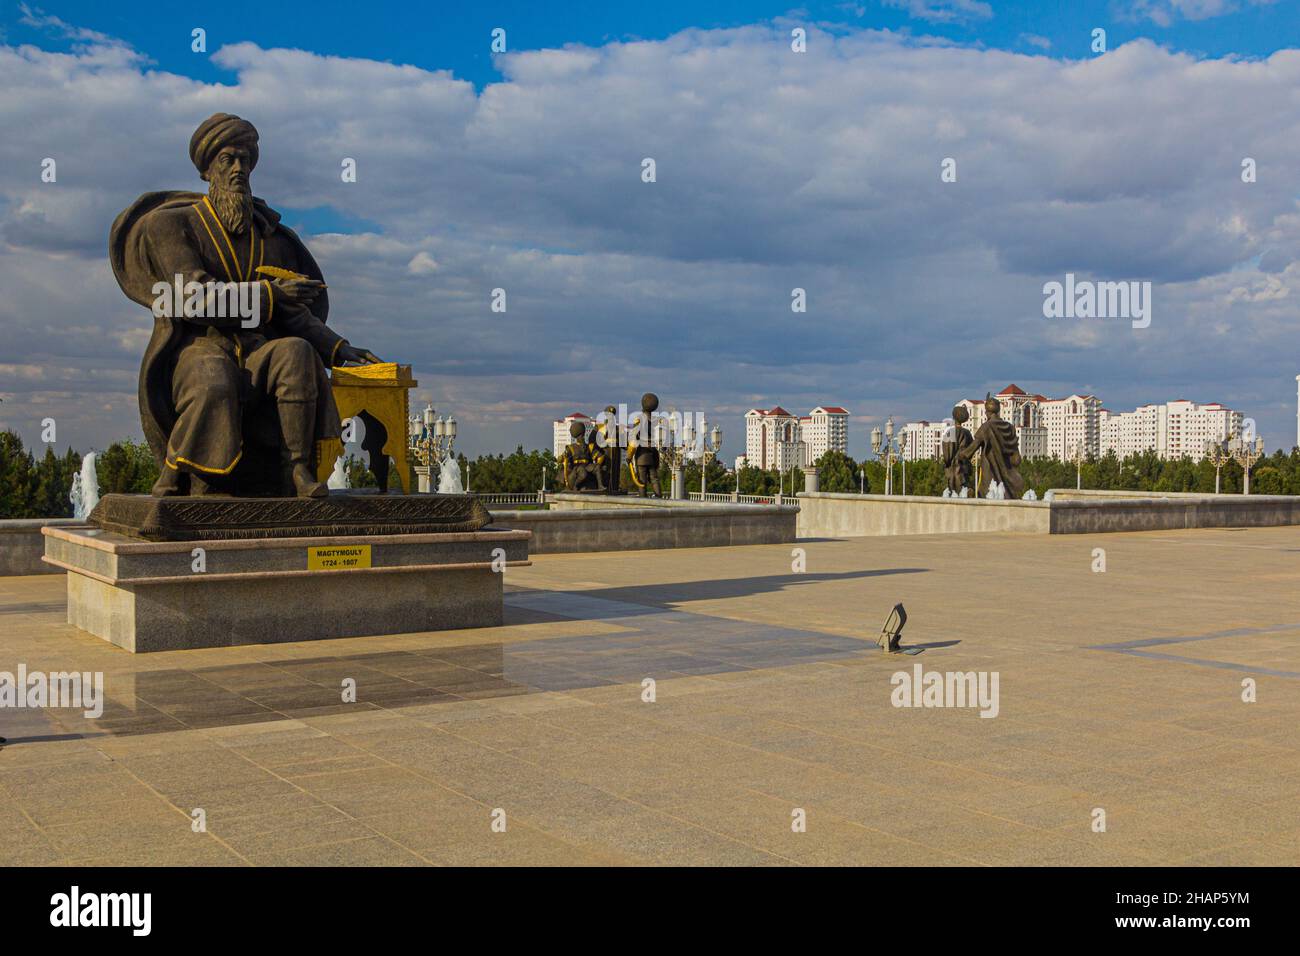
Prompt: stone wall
<box><xmin>796</xmin><ymin>491</ymin><xmax>1300</xmax><ymax>537</ymax></box>
<box><xmin>491</xmin><ymin>494</ymin><xmax>797</xmax><ymax>552</ymax></box>
<box><xmin>1047</xmin><ymin>494</ymin><xmax>1300</xmax><ymax>533</ymax></box>
<box><xmin>0</xmin><ymin>519</ymin><xmax>87</xmax><ymax>575</ymax></box>
<box><xmin>795</xmin><ymin>492</ymin><xmax>1049</xmax><ymax>538</ymax></box>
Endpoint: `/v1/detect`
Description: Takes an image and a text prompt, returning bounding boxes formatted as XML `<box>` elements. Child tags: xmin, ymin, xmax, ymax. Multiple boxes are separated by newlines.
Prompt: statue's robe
<box><xmin>109</xmin><ymin>191</ymin><xmax>345</xmax><ymax>484</ymax></box>
<box><xmin>941</xmin><ymin>425</ymin><xmax>974</xmax><ymax>494</ymax></box>
<box><xmin>966</xmin><ymin>418</ymin><xmax>1025</xmax><ymax>498</ymax></box>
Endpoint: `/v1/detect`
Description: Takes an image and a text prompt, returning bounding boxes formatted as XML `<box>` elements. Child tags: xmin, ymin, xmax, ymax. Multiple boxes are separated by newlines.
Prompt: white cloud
<box><xmin>881</xmin><ymin>0</ymin><xmax>994</xmax><ymax>24</ymax></box>
<box><xmin>2</xmin><ymin>24</ymin><xmax>1300</xmax><ymax>456</ymax></box>
<box><xmin>1124</xmin><ymin>0</ymin><xmax>1277</xmax><ymax>27</ymax></box>
<box><xmin>407</xmin><ymin>251</ymin><xmax>440</xmax><ymax>275</ymax></box>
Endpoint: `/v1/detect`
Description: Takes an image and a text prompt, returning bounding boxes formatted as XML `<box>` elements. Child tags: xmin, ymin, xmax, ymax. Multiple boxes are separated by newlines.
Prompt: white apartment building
<box><xmin>744</xmin><ymin>406</ymin><xmax>801</xmax><ymax>472</ymax></box>
<box><xmin>915</xmin><ymin>385</ymin><xmax>1247</xmax><ymax>462</ymax></box>
<box><xmin>1099</xmin><ymin>400</ymin><xmax>1243</xmax><ymax>460</ymax></box>
<box><xmin>1038</xmin><ymin>393</ymin><xmax>1103</xmax><ymax>460</ymax></box>
<box><xmin>900</xmin><ymin>421</ymin><xmax>948</xmax><ymax>461</ymax></box>
<box><xmin>552</xmin><ymin>412</ymin><xmax>591</xmax><ymax>457</ymax></box>
<box><xmin>801</xmin><ymin>406</ymin><xmax>850</xmax><ymax>464</ymax></box>
<box><xmin>745</xmin><ymin>404</ymin><xmax>849</xmax><ymax>470</ymax></box>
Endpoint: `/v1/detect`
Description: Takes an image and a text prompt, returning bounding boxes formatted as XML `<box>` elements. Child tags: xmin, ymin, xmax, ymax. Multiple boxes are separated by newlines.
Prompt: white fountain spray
<box><xmin>70</xmin><ymin>451</ymin><xmax>100</xmax><ymax>519</ymax></box>
<box><xmin>437</xmin><ymin>456</ymin><xmax>463</xmax><ymax>494</ymax></box>
<box><xmin>327</xmin><ymin>455</ymin><xmax>351</xmax><ymax>490</ymax></box>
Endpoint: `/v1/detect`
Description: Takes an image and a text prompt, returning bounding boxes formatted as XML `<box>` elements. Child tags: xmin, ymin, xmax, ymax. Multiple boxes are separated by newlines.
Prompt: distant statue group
<box><xmin>562</xmin><ymin>393</ymin><xmax>661</xmax><ymax>496</ymax></box>
<box><xmin>941</xmin><ymin>393</ymin><xmax>1027</xmax><ymax>499</ymax></box>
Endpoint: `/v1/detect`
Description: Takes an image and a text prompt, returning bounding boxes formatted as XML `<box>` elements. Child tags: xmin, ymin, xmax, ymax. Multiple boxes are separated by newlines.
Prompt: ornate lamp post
<box><xmin>1205</xmin><ymin>438</ymin><xmax>1229</xmax><ymax>494</ymax></box>
<box><xmin>409</xmin><ymin>403</ymin><xmax>458</xmax><ymax>493</ymax></box>
<box><xmin>872</xmin><ymin>418</ymin><xmax>901</xmax><ymax>495</ymax></box>
<box><xmin>699</xmin><ymin>422</ymin><xmax>722</xmax><ymax>498</ymax></box>
<box><xmin>1229</xmin><ymin>434</ymin><xmax>1266</xmax><ymax>495</ymax></box>
<box><xmin>870</xmin><ymin>427</ymin><xmax>882</xmax><ymax>493</ymax></box>
<box><xmin>657</xmin><ymin>410</ymin><xmax>687</xmax><ymax>499</ymax></box>
<box><xmin>899</xmin><ymin>429</ymin><xmax>909</xmax><ymax>496</ymax></box>
<box><xmin>1071</xmin><ymin>439</ymin><xmax>1085</xmax><ymax>491</ymax></box>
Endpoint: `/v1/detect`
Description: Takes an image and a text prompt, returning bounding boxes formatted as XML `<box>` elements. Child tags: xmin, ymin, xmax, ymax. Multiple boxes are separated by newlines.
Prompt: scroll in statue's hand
<box><xmin>336</xmin><ymin>344</ymin><xmax>383</xmax><ymax>365</ymax></box>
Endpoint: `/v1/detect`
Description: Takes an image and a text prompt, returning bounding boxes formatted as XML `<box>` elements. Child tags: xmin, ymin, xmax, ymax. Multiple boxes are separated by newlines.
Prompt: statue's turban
<box><xmin>189</xmin><ymin>113</ymin><xmax>259</xmax><ymax>176</ymax></box>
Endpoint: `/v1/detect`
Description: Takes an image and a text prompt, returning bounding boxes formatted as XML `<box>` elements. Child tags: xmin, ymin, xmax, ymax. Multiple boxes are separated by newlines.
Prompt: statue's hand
<box><xmin>336</xmin><ymin>344</ymin><xmax>383</xmax><ymax>365</ymax></box>
<box><xmin>273</xmin><ymin>277</ymin><xmax>325</xmax><ymax>306</ymax></box>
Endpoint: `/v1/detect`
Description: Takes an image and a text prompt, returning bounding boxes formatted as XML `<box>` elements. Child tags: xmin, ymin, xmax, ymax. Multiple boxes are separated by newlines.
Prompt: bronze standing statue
<box><xmin>941</xmin><ymin>405</ymin><xmax>974</xmax><ymax>496</ymax></box>
<box><xmin>595</xmin><ymin>405</ymin><xmax>622</xmax><ymax>494</ymax></box>
<box><xmin>626</xmin><ymin>393</ymin><xmax>662</xmax><ymax>497</ymax></box>
<box><xmin>109</xmin><ymin>113</ymin><xmax>383</xmax><ymax>498</ymax></box>
<box><xmin>960</xmin><ymin>393</ymin><xmax>1026</xmax><ymax>498</ymax></box>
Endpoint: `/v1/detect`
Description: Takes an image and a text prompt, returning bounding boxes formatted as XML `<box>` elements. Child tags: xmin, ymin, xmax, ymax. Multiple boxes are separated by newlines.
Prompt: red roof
<box><xmin>999</xmin><ymin>384</ymin><xmax>1027</xmax><ymax>396</ymax></box>
<box><xmin>815</xmin><ymin>406</ymin><xmax>850</xmax><ymax>414</ymax></box>
<box><xmin>554</xmin><ymin>412</ymin><xmax>590</xmax><ymax>422</ymax></box>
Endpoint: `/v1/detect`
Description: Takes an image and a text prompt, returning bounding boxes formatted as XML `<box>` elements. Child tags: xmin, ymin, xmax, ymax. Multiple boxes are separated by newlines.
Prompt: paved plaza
<box><xmin>2</xmin><ymin>526</ymin><xmax>1299</xmax><ymax>866</ymax></box>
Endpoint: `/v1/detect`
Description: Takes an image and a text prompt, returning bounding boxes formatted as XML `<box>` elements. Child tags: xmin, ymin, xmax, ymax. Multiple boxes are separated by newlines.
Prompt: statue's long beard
<box><xmin>209</xmin><ymin>183</ymin><xmax>253</xmax><ymax>235</ymax></box>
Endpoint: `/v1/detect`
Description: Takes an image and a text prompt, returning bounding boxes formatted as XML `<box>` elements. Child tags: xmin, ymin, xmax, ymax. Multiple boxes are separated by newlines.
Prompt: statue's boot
<box><xmin>279</xmin><ymin>400</ymin><xmax>327</xmax><ymax>498</ymax></box>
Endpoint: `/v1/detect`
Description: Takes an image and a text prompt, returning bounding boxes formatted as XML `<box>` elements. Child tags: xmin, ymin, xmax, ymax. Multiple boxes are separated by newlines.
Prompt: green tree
<box><xmin>0</xmin><ymin>430</ymin><xmax>36</xmax><ymax>517</ymax></box>
<box><xmin>1253</xmin><ymin>465</ymin><xmax>1284</xmax><ymax>495</ymax></box>
<box><xmin>96</xmin><ymin>439</ymin><xmax>160</xmax><ymax>494</ymax></box>
<box><xmin>812</xmin><ymin>450</ymin><xmax>858</xmax><ymax>492</ymax></box>
<box><xmin>904</xmin><ymin>458</ymin><xmax>945</xmax><ymax>496</ymax></box>
<box><xmin>34</xmin><ymin>446</ymin><xmax>81</xmax><ymax>517</ymax></box>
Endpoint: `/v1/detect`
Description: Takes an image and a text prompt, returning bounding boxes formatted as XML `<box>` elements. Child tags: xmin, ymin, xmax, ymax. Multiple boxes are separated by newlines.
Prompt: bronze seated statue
<box><xmin>561</xmin><ymin>421</ymin><xmax>606</xmax><ymax>491</ymax></box>
<box><xmin>109</xmin><ymin>113</ymin><xmax>383</xmax><ymax>498</ymax></box>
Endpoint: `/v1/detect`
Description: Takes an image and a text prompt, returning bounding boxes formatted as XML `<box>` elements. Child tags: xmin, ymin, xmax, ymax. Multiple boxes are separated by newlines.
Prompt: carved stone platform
<box><xmin>42</xmin><ymin>524</ymin><xmax>530</xmax><ymax>652</ymax></box>
<box><xmin>89</xmin><ymin>492</ymin><xmax>490</xmax><ymax>542</ymax></box>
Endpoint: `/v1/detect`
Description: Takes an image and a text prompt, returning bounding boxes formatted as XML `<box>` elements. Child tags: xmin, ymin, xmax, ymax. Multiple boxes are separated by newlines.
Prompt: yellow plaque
<box><xmin>307</xmin><ymin>544</ymin><xmax>372</xmax><ymax>571</ymax></box>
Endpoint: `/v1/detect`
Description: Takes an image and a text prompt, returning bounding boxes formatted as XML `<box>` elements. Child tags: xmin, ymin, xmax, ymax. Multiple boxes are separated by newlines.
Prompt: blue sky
<box><xmin>6</xmin><ymin>0</ymin><xmax>1297</xmax><ymax>88</ymax></box>
<box><xmin>2</xmin><ymin>0</ymin><xmax>1300</xmax><ymax>460</ymax></box>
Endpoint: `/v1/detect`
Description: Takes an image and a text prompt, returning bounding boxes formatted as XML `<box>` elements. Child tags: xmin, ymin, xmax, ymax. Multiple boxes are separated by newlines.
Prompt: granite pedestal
<box><xmin>42</xmin><ymin>525</ymin><xmax>530</xmax><ymax>652</ymax></box>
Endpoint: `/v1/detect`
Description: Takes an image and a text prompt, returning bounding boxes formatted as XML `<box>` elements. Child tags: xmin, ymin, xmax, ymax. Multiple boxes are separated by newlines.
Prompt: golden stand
<box><xmin>316</xmin><ymin>362</ymin><xmax>418</xmax><ymax>493</ymax></box>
